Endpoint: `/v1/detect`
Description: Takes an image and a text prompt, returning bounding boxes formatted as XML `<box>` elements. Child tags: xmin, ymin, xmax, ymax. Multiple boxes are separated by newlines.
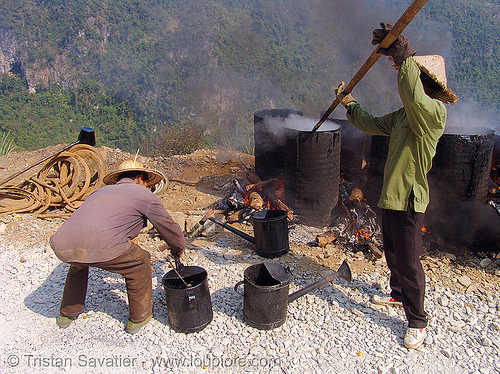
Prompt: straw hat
<box><xmin>103</xmin><ymin>159</ymin><xmax>165</xmax><ymax>187</ymax></box>
<box><xmin>413</xmin><ymin>55</ymin><xmax>458</xmax><ymax>105</ymax></box>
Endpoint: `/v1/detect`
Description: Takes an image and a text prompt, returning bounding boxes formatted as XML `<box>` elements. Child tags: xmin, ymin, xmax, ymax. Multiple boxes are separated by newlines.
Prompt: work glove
<box><xmin>371</xmin><ymin>22</ymin><xmax>416</xmax><ymax>66</ymax></box>
<box><xmin>335</xmin><ymin>82</ymin><xmax>356</xmax><ymax>108</ymax></box>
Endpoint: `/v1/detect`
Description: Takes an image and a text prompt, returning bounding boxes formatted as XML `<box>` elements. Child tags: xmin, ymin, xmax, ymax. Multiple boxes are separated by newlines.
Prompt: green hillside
<box><xmin>0</xmin><ymin>0</ymin><xmax>498</xmax><ymax>154</ymax></box>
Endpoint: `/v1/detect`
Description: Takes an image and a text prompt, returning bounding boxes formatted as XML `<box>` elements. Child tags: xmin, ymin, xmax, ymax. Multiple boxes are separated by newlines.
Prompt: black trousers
<box><xmin>381</xmin><ymin>200</ymin><xmax>427</xmax><ymax>329</ymax></box>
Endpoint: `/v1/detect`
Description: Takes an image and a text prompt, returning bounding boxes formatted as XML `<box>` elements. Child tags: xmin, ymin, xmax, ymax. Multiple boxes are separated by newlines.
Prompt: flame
<box><xmin>422</xmin><ymin>225</ymin><xmax>427</xmax><ymax>233</ymax></box>
<box><xmin>355</xmin><ymin>228</ymin><xmax>371</xmax><ymax>242</ymax></box>
<box><xmin>492</xmin><ymin>165</ymin><xmax>499</xmax><ymax>186</ymax></box>
<box><xmin>244</xmin><ymin>178</ymin><xmax>279</xmax><ymax>211</ymax></box>
<box><xmin>275</xmin><ymin>174</ymin><xmax>285</xmax><ymax>201</ymax></box>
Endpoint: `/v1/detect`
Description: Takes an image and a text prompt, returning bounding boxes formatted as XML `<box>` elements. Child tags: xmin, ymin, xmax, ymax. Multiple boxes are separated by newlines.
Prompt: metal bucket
<box><xmin>234</xmin><ymin>262</ymin><xmax>292</xmax><ymax>330</ymax></box>
<box><xmin>252</xmin><ymin>210</ymin><xmax>289</xmax><ymax>258</ymax></box>
<box><xmin>77</xmin><ymin>127</ymin><xmax>96</xmax><ymax>146</ymax></box>
<box><xmin>162</xmin><ymin>266</ymin><xmax>213</xmax><ymax>333</ymax></box>
<box><xmin>207</xmin><ymin>209</ymin><xmax>289</xmax><ymax>258</ymax></box>
<box><xmin>234</xmin><ymin>261</ymin><xmax>351</xmax><ymax>330</ymax></box>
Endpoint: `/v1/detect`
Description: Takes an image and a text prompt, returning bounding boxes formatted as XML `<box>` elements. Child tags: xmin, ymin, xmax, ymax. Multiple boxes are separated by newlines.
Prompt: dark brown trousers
<box><xmin>60</xmin><ymin>243</ymin><xmax>152</xmax><ymax>323</ymax></box>
<box><xmin>382</xmin><ymin>200</ymin><xmax>428</xmax><ymax>329</ymax></box>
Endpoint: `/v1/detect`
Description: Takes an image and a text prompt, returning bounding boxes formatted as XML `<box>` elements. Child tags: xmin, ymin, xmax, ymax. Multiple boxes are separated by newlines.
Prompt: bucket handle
<box><xmin>234</xmin><ymin>281</ymin><xmax>245</xmax><ymax>296</ymax></box>
<box><xmin>186</xmin><ymin>290</ymin><xmax>196</xmax><ymax>309</ymax></box>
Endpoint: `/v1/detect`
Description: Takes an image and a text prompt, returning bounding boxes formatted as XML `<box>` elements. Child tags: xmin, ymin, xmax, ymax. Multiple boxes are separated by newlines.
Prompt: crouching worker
<box><xmin>50</xmin><ymin>159</ymin><xmax>186</xmax><ymax>334</ymax></box>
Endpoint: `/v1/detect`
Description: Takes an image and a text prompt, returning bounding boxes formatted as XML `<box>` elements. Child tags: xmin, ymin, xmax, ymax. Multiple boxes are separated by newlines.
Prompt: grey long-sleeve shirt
<box><xmin>50</xmin><ymin>178</ymin><xmax>186</xmax><ymax>263</ymax></box>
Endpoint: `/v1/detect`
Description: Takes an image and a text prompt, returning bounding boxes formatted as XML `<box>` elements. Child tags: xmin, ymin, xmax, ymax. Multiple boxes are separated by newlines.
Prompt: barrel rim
<box><xmin>254</xmin><ymin>108</ymin><xmax>303</xmax><ymax>119</ymax></box>
<box><xmin>162</xmin><ymin>266</ymin><xmax>208</xmax><ymax>289</ymax></box>
<box><xmin>283</xmin><ymin>121</ymin><xmax>341</xmax><ymax>133</ymax></box>
<box><xmin>443</xmin><ymin>126</ymin><xmax>495</xmax><ymax>136</ymax></box>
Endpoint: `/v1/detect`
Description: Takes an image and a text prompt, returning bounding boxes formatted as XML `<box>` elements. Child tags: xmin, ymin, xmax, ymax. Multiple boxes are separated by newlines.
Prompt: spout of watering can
<box><xmin>287</xmin><ymin>260</ymin><xmax>352</xmax><ymax>303</ymax></box>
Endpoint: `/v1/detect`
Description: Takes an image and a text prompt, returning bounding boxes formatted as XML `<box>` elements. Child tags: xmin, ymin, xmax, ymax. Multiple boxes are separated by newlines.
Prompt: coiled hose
<box><xmin>0</xmin><ymin>144</ymin><xmax>107</xmax><ymax>218</ymax></box>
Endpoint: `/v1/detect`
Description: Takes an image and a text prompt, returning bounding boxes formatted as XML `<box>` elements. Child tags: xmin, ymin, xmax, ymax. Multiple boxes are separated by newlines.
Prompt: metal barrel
<box><xmin>284</xmin><ymin>122</ymin><xmax>341</xmax><ymax>227</ymax></box>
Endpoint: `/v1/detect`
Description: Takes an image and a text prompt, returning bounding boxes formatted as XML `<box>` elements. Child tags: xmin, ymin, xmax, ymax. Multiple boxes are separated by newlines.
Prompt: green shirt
<box><xmin>346</xmin><ymin>56</ymin><xmax>446</xmax><ymax>213</ymax></box>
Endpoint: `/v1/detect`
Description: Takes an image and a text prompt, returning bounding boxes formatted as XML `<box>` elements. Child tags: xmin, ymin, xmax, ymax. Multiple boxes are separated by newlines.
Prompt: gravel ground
<box><xmin>0</xmin><ymin>214</ymin><xmax>499</xmax><ymax>374</ymax></box>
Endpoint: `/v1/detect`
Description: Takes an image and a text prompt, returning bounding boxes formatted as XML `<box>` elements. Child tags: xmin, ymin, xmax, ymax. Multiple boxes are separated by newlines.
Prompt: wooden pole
<box><xmin>312</xmin><ymin>0</ymin><xmax>428</xmax><ymax>132</ymax></box>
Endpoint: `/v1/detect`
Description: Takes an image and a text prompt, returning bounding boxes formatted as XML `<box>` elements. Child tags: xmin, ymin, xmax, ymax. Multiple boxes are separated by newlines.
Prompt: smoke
<box><xmin>447</xmin><ymin>98</ymin><xmax>500</xmax><ymax>134</ymax></box>
<box><xmin>191</xmin><ymin>0</ymin><xmax>499</xmax><ymax>147</ymax></box>
<box><xmin>256</xmin><ymin>113</ymin><xmax>341</xmax><ymax>154</ymax></box>
<box><xmin>254</xmin><ymin>1</ymin><xmax>499</xmax><ymax>252</ymax></box>
<box><xmin>358</xmin><ymin>4</ymin><xmax>500</xmax><ymax>136</ymax></box>
<box><xmin>262</xmin><ymin>113</ymin><xmax>339</xmax><ymax>137</ymax></box>
<box><xmin>253</xmin><ymin>0</ymin><xmax>499</xmax><ymax>136</ymax></box>
<box><xmin>308</xmin><ymin>0</ymin><xmax>403</xmax><ymax>117</ymax></box>
<box><xmin>281</xmin><ymin>114</ymin><xmax>340</xmax><ymax>132</ymax></box>
<box><xmin>321</xmin><ymin>2</ymin><xmax>499</xmax><ymax>136</ymax></box>
<box><xmin>300</xmin><ymin>1</ymin><xmax>458</xmax><ymax>119</ymax></box>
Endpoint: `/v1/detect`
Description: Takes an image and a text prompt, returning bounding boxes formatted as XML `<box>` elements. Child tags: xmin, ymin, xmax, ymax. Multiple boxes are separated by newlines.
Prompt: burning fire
<box><xmin>275</xmin><ymin>175</ymin><xmax>285</xmax><ymax>201</ymax></box>
<box><xmin>325</xmin><ymin>180</ymin><xmax>383</xmax><ymax>252</ymax></box>
<box><xmin>355</xmin><ymin>228</ymin><xmax>371</xmax><ymax>242</ymax></box>
<box><xmin>244</xmin><ymin>175</ymin><xmax>285</xmax><ymax>211</ymax></box>
<box><xmin>493</xmin><ymin>165</ymin><xmax>499</xmax><ymax>187</ymax></box>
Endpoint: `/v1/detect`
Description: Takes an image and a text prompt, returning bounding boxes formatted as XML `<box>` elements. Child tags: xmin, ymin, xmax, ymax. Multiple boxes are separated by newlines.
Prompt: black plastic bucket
<box><xmin>162</xmin><ymin>266</ymin><xmax>213</xmax><ymax>333</ymax></box>
<box><xmin>234</xmin><ymin>262</ymin><xmax>292</xmax><ymax>330</ymax></box>
<box><xmin>252</xmin><ymin>210</ymin><xmax>289</xmax><ymax>258</ymax></box>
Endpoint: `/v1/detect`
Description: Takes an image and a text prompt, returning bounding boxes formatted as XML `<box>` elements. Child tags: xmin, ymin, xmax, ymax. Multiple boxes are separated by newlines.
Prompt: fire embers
<box><xmin>316</xmin><ymin>180</ymin><xmax>382</xmax><ymax>258</ymax></box>
<box><xmin>213</xmin><ymin>171</ymin><xmax>293</xmax><ymax>223</ymax></box>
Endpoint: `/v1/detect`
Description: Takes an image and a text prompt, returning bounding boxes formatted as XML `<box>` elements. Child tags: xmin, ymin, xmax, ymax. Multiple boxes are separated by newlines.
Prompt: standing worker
<box><xmin>334</xmin><ymin>22</ymin><xmax>457</xmax><ymax>349</ymax></box>
<box><xmin>50</xmin><ymin>159</ymin><xmax>186</xmax><ymax>334</ymax></box>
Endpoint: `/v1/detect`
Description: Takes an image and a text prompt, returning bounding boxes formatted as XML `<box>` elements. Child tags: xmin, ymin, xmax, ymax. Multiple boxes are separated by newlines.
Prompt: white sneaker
<box><xmin>404</xmin><ymin>327</ymin><xmax>426</xmax><ymax>349</ymax></box>
<box><xmin>372</xmin><ymin>294</ymin><xmax>403</xmax><ymax>307</ymax></box>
